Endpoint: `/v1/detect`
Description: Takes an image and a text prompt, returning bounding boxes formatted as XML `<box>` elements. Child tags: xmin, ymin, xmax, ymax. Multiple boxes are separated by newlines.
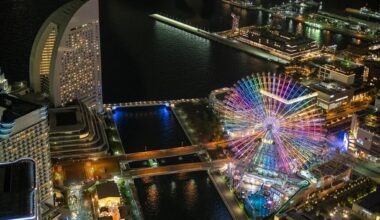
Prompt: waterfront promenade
<box><xmin>209</xmin><ymin>171</ymin><xmax>248</xmax><ymax>220</ymax></box>
<box><xmin>150</xmin><ymin>14</ymin><xmax>289</xmax><ymax>64</ymax></box>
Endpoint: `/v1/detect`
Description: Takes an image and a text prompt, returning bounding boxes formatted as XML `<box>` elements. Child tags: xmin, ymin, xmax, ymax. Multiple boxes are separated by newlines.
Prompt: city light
<box><xmin>221</xmin><ymin>73</ymin><xmax>325</xmax><ymax>173</ymax></box>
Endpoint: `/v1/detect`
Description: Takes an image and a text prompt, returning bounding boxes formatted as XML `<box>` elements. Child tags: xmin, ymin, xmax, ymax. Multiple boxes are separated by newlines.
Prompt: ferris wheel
<box><xmin>221</xmin><ymin>73</ymin><xmax>325</xmax><ymax>175</ymax></box>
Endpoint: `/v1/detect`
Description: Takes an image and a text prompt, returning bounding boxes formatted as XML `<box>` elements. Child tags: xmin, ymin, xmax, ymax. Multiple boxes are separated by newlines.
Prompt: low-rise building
<box><xmin>314</xmin><ymin>57</ymin><xmax>364</xmax><ymax>86</ymax></box>
<box><xmin>296</xmin><ymin>160</ymin><xmax>351</xmax><ymax>205</ymax></box>
<box><xmin>95</xmin><ymin>181</ymin><xmax>122</xmax><ymax>220</ymax></box>
<box><xmin>350</xmin><ymin>99</ymin><xmax>380</xmax><ymax>162</ymax></box>
<box><xmin>309</xmin><ymin>160</ymin><xmax>352</xmax><ymax>190</ymax></box>
<box><xmin>238</xmin><ymin>27</ymin><xmax>320</xmax><ymax>61</ymax></box>
<box><xmin>311</xmin><ymin>80</ymin><xmax>354</xmax><ymax>110</ymax></box>
<box><xmin>49</xmin><ymin>101</ymin><xmax>109</xmax><ymax>160</ymax></box>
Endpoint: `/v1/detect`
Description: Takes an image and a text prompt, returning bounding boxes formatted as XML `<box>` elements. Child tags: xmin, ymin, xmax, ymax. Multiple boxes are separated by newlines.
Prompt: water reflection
<box><xmin>296</xmin><ymin>22</ymin><xmax>303</xmax><ymax>35</ymax></box>
<box><xmin>112</xmin><ymin>106</ymin><xmax>190</xmax><ymax>153</ymax></box>
<box><xmin>184</xmin><ymin>178</ymin><xmax>198</xmax><ymax>210</ymax></box>
<box><xmin>134</xmin><ymin>171</ymin><xmax>232</xmax><ymax>220</ymax></box>
<box><xmin>288</xmin><ymin>19</ymin><xmax>294</xmax><ymax>33</ymax></box>
<box><xmin>147</xmin><ymin>184</ymin><xmax>159</xmax><ymax>211</ymax></box>
<box><xmin>305</xmin><ymin>26</ymin><xmax>321</xmax><ymax>44</ymax></box>
<box><xmin>257</xmin><ymin>10</ymin><xmax>263</xmax><ymax>25</ymax></box>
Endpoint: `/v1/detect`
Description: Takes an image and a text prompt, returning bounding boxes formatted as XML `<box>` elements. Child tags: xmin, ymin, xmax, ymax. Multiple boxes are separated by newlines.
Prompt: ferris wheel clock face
<box><xmin>221</xmin><ymin>73</ymin><xmax>325</xmax><ymax>174</ymax></box>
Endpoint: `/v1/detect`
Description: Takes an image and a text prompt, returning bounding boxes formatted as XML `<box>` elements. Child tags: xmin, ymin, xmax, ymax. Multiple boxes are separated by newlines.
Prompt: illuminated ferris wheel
<box><xmin>221</xmin><ymin>73</ymin><xmax>325</xmax><ymax>174</ymax></box>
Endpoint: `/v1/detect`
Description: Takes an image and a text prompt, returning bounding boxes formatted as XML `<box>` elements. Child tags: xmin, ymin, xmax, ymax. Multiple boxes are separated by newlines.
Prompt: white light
<box><xmin>260</xmin><ymin>89</ymin><xmax>318</xmax><ymax>104</ymax></box>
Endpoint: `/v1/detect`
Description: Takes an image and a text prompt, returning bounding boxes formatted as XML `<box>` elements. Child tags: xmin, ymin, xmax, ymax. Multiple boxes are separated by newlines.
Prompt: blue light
<box><xmin>343</xmin><ymin>132</ymin><xmax>349</xmax><ymax>152</ymax></box>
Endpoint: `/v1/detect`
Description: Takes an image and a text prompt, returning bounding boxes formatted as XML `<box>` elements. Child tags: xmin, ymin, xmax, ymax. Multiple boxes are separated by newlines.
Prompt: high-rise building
<box><xmin>30</xmin><ymin>0</ymin><xmax>103</xmax><ymax>112</ymax></box>
<box><xmin>0</xmin><ymin>159</ymin><xmax>37</xmax><ymax>220</ymax></box>
<box><xmin>0</xmin><ymin>94</ymin><xmax>52</xmax><ymax>202</ymax></box>
<box><xmin>0</xmin><ymin>67</ymin><xmax>11</xmax><ymax>94</ymax></box>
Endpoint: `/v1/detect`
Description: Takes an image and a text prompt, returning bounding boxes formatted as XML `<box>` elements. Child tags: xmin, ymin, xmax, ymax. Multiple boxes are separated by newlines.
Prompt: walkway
<box><xmin>126</xmin><ymin>145</ymin><xmax>202</xmax><ymax>162</ymax></box>
<box><xmin>209</xmin><ymin>171</ymin><xmax>248</xmax><ymax>220</ymax></box>
<box><xmin>150</xmin><ymin>14</ymin><xmax>289</xmax><ymax>64</ymax></box>
<box><xmin>128</xmin><ymin>159</ymin><xmax>227</xmax><ymax>178</ymax></box>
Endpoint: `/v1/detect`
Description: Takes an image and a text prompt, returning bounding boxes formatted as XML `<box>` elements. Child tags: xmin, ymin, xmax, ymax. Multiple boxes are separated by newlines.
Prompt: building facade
<box><xmin>0</xmin><ymin>94</ymin><xmax>52</xmax><ymax>202</ymax></box>
<box><xmin>0</xmin><ymin>159</ymin><xmax>37</xmax><ymax>220</ymax></box>
<box><xmin>351</xmin><ymin>101</ymin><xmax>380</xmax><ymax>162</ymax></box>
<box><xmin>30</xmin><ymin>0</ymin><xmax>103</xmax><ymax>112</ymax></box>
<box><xmin>317</xmin><ymin>60</ymin><xmax>364</xmax><ymax>86</ymax></box>
<box><xmin>238</xmin><ymin>27</ymin><xmax>320</xmax><ymax>61</ymax></box>
<box><xmin>311</xmin><ymin>81</ymin><xmax>354</xmax><ymax>110</ymax></box>
<box><xmin>49</xmin><ymin>101</ymin><xmax>109</xmax><ymax>159</ymax></box>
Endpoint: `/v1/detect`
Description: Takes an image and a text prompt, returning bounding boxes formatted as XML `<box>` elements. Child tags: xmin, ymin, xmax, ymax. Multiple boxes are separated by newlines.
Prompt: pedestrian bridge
<box><xmin>126</xmin><ymin>159</ymin><xmax>228</xmax><ymax>179</ymax></box>
<box><xmin>123</xmin><ymin>142</ymin><xmax>228</xmax><ymax>163</ymax></box>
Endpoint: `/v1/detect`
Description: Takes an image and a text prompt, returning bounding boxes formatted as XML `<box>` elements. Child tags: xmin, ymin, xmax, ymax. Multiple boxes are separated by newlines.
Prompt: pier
<box><xmin>150</xmin><ymin>13</ymin><xmax>289</xmax><ymax>64</ymax></box>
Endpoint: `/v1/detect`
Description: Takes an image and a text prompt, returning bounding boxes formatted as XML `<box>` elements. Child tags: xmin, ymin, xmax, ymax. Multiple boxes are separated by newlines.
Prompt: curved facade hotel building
<box><xmin>30</xmin><ymin>0</ymin><xmax>103</xmax><ymax>112</ymax></box>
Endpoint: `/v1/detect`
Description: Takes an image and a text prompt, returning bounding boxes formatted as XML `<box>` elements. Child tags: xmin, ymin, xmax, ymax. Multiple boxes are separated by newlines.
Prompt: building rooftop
<box><xmin>250</xmin><ymin>27</ymin><xmax>315</xmax><ymax>46</ymax></box>
<box><xmin>281</xmin><ymin>209</ymin><xmax>322</xmax><ymax>220</ymax></box>
<box><xmin>49</xmin><ymin>104</ymin><xmax>85</xmax><ymax>133</ymax></box>
<box><xmin>356</xmin><ymin>186</ymin><xmax>380</xmax><ymax>214</ymax></box>
<box><xmin>98</xmin><ymin>216</ymin><xmax>113</xmax><ymax>220</ymax></box>
<box><xmin>49</xmin><ymin>101</ymin><xmax>109</xmax><ymax>159</ymax></box>
<box><xmin>0</xmin><ymin>94</ymin><xmax>41</xmax><ymax>123</ymax></box>
<box><xmin>311</xmin><ymin>57</ymin><xmax>361</xmax><ymax>74</ymax></box>
<box><xmin>0</xmin><ymin>159</ymin><xmax>37</xmax><ymax>220</ymax></box>
<box><xmin>96</xmin><ymin>181</ymin><xmax>120</xmax><ymax>200</ymax></box>
<box><xmin>310</xmin><ymin>160</ymin><xmax>350</xmax><ymax>179</ymax></box>
<box><xmin>360</xmin><ymin>111</ymin><xmax>380</xmax><ymax>134</ymax></box>
<box><xmin>320</xmin><ymin>58</ymin><xmax>362</xmax><ymax>77</ymax></box>
<box><xmin>311</xmin><ymin>80</ymin><xmax>350</xmax><ymax>95</ymax></box>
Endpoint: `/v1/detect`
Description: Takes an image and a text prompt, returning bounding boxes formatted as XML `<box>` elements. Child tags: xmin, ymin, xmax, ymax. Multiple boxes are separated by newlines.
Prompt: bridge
<box><xmin>103</xmin><ymin>98</ymin><xmax>205</xmax><ymax>110</ymax></box>
<box><xmin>126</xmin><ymin>159</ymin><xmax>228</xmax><ymax>178</ymax></box>
<box><xmin>125</xmin><ymin>145</ymin><xmax>203</xmax><ymax>162</ymax></box>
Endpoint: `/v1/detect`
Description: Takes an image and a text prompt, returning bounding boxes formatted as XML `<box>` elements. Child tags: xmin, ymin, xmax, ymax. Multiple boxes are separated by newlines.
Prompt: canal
<box><xmin>134</xmin><ymin>171</ymin><xmax>232</xmax><ymax>220</ymax></box>
<box><xmin>112</xmin><ymin>105</ymin><xmax>191</xmax><ymax>153</ymax></box>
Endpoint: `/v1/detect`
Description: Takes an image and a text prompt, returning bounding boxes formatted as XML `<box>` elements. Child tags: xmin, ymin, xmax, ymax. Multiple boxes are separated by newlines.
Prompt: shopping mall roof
<box><xmin>310</xmin><ymin>80</ymin><xmax>351</xmax><ymax>95</ymax></box>
<box><xmin>310</xmin><ymin>160</ymin><xmax>350</xmax><ymax>179</ymax></box>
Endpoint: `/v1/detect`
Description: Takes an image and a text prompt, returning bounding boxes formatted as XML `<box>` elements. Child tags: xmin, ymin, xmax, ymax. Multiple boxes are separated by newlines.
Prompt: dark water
<box><xmin>112</xmin><ymin>105</ymin><xmax>190</xmax><ymax>153</ymax></box>
<box><xmin>99</xmin><ymin>0</ymin><xmax>379</xmax><ymax>103</ymax></box>
<box><xmin>0</xmin><ymin>0</ymin><xmax>377</xmax><ymax>87</ymax></box>
<box><xmin>100</xmin><ymin>0</ymin><xmax>282</xmax><ymax>103</ymax></box>
<box><xmin>134</xmin><ymin>171</ymin><xmax>232</xmax><ymax>220</ymax></box>
<box><xmin>0</xmin><ymin>0</ymin><xmax>69</xmax><ymax>82</ymax></box>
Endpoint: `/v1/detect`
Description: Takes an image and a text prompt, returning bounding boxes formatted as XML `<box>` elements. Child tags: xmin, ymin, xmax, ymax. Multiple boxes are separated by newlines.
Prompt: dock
<box><xmin>150</xmin><ymin>14</ymin><xmax>289</xmax><ymax>64</ymax></box>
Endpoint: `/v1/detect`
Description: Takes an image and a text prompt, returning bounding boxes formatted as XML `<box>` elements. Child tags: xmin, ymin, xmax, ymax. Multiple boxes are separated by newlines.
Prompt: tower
<box><xmin>30</xmin><ymin>0</ymin><xmax>103</xmax><ymax>113</ymax></box>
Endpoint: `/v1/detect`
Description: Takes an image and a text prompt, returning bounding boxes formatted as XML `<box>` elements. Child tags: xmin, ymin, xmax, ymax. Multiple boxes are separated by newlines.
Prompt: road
<box><xmin>127</xmin><ymin>159</ymin><xmax>228</xmax><ymax>178</ymax></box>
<box><xmin>126</xmin><ymin>145</ymin><xmax>201</xmax><ymax>162</ymax></box>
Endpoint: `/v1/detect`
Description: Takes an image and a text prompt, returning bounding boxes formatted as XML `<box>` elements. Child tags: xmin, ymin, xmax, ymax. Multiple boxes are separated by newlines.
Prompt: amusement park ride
<box><xmin>219</xmin><ymin>73</ymin><xmax>328</xmax><ymax>218</ymax></box>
